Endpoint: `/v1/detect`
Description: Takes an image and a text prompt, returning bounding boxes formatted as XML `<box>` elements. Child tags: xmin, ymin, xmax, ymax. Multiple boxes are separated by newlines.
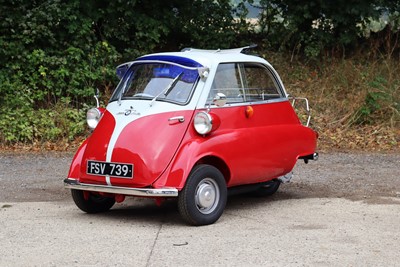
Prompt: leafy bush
<box><xmin>0</xmin><ymin>0</ymin><xmax>398</xmax><ymax>150</ymax></box>
<box><xmin>0</xmin><ymin>98</ymin><xmax>86</xmax><ymax>144</ymax></box>
<box><xmin>353</xmin><ymin>74</ymin><xmax>399</xmax><ymax>126</ymax></box>
<box><xmin>0</xmin><ymin>41</ymin><xmax>119</xmax><ymax>144</ymax></box>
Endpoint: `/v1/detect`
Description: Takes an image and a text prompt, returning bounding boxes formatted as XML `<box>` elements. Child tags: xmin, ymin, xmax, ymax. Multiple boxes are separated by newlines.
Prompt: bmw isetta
<box><xmin>64</xmin><ymin>46</ymin><xmax>318</xmax><ymax>225</ymax></box>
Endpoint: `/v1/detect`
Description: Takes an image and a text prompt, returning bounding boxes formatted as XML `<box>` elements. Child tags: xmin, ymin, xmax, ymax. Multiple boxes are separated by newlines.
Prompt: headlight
<box><xmin>194</xmin><ymin>111</ymin><xmax>213</xmax><ymax>135</ymax></box>
<box><xmin>86</xmin><ymin>108</ymin><xmax>101</xmax><ymax>130</ymax></box>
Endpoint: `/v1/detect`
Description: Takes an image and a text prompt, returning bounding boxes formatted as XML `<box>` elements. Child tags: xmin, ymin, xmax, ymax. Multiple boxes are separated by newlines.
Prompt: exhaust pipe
<box><xmin>299</xmin><ymin>152</ymin><xmax>319</xmax><ymax>164</ymax></box>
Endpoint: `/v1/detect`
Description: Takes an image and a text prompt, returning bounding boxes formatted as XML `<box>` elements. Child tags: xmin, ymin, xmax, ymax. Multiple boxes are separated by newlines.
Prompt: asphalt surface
<box><xmin>0</xmin><ymin>152</ymin><xmax>399</xmax><ymax>266</ymax></box>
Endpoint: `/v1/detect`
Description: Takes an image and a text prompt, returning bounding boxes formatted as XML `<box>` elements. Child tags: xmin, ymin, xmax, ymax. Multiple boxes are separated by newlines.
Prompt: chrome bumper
<box><xmin>64</xmin><ymin>178</ymin><xmax>178</xmax><ymax>197</ymax></box>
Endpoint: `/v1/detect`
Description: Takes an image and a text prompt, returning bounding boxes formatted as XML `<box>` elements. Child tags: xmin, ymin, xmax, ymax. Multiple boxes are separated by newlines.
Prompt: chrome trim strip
<box><xmin>206</xmin><ymin>97</ymin><xmax>289</xmax><ymax>108</ymax></box>
<box><xmin>64</xmin><ymin>178</ymin><xmax>178</xmax><ymax>197</ymax></box>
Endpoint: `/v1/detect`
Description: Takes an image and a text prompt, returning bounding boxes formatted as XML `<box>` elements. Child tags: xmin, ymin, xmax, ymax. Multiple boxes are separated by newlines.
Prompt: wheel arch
<box><xmin>194</xmin><ymin>155</ymin><xmax>231</xmax><ymax>185</ymax></box>
<box><xmin>154</xmin><ymin>149</ymin><xmax>231</xmax><ymax>190</ymax></box>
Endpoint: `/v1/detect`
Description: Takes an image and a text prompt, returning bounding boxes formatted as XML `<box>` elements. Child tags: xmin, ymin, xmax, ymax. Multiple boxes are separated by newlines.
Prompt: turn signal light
<box><xmin>245</xmin><ymin>106</ymin><xmax>254</xmax><ymax>118</ymax></box>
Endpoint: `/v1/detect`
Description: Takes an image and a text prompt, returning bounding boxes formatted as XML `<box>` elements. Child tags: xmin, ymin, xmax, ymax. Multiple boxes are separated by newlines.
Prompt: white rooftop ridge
<box><xmin>181</xmin><ymin>45</ymin><xmax>257</xmax><ymax>54</ymax></box>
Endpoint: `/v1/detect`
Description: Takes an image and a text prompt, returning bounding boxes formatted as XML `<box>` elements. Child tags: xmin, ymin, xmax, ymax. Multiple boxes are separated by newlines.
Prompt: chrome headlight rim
<box><xmin>194</xmin><ymin>111</ymin><xmax>213</xmax><ymax>135</ymax></box>
<box><xmin>86</xmin><ymin>107</ymin><xmax>101</xmax><ymax>130</ymax></box>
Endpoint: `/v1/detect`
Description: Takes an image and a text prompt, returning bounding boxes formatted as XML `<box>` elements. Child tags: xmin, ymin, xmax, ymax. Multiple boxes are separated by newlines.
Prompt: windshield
<box><xmin>110</xmin><ymin>62</ymin><xmax>199</xmax><ymax>105</ymax></box>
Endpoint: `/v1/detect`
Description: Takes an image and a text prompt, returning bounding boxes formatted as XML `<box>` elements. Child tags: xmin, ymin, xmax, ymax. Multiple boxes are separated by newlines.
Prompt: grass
<box><xmin>268</xmin><ymin>52</ymin><xmax>399</xmax><ymax>152</ymax></box>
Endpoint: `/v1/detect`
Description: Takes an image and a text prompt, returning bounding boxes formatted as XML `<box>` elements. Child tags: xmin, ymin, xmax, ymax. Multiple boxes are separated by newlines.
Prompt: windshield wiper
<box><xmin>118</xmin><ymin>72</ymin><xmax>135</xmax><ymax>106</ymax></box>
<box><xmin>149</xmin><ymin>72</ymin><xmax>183</xmax><ymax>107</ymax></box>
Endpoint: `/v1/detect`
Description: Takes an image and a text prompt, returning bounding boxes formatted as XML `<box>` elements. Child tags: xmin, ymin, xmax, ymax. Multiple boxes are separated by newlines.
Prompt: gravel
<box><xmin>0</xmin><ymin>151</ymin><xmax>399</xmax><ymax>203</ymax></box>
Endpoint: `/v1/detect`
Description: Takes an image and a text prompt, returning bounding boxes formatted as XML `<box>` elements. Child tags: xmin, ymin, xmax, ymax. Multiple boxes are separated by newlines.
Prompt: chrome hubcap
<box><xmin>195</xmin><ymin>178</ymin><xmax>219</xmax><ymax>214</ymax></box>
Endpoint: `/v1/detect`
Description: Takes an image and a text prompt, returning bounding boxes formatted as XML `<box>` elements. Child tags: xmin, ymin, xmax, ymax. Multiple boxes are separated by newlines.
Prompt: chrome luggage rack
<box><xmin>290</xmin><ymin>97</ymin><xmax>311</xmax><ymax>127</ymax></box>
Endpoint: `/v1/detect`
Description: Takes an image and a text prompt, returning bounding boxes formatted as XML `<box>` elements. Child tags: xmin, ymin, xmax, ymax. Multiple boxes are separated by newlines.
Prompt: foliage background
<box><xmin>0</xmin><ymin>0</ymin><xmax>399</xmax><ymax>151</ymax></box>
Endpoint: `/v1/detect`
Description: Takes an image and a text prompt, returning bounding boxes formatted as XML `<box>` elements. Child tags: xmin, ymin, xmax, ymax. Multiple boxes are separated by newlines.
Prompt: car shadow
<box><xmin>83</xmin><ymin>197</ymin><xmax>184</xmax><ymax>225</ymax></box>
<box><xmin>76</xmin><ymin>188</ymin><xmax>308</xmax><ymax>225</ymax></box>
<box><xmin>225</xmin><ymin>190</ymin><xmax>303</xmax><ymax>211</ymax></box>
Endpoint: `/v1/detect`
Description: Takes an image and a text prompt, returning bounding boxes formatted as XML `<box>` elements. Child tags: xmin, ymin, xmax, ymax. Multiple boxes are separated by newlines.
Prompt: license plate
<box><xmin>87</xmin><ymin>160</ymin><xmax>133</xmax><ymax>178</ymax></box>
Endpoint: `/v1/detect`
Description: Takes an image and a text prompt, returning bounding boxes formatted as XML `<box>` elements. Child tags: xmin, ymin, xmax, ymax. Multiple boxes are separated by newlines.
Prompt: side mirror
<box><xmin>213</xmin><ymin>93</ymin><xmax>227</xmax><ymax>107</ymax></box>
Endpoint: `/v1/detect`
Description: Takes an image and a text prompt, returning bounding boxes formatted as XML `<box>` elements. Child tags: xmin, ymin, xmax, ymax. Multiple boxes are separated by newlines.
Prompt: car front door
<box><xmin>206</xmin><ymin>62</ymin><xmax>305</xmax><ymax>186</ymax></box>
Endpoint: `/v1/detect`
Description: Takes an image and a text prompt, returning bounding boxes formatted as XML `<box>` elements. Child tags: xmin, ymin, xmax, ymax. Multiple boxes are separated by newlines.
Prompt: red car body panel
<box><xmin>154</xmin><ymin>101</ymin><xmax>317</xmax><ymax>189</ymax></box>
<box><xmin>77</xmin><ymin>111</ymin><xmax>115</xmax><ymax>185</ymax></box>
<box><xmin>69</xmin><ymin>109</ymin><xmax>195</xmax><ymax>187</ymax></box>
<box><xmin>68</xmin><ymin>101</ymin><xmax>316</xmax><ymax>190</ymax></box>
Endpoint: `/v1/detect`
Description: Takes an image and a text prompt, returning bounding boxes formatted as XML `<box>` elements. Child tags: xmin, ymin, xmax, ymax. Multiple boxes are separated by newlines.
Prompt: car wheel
<box><xmin>71</xmin><ymin>189</ymin><xmax>115</xmax><ymax>213</ymax></box>
<box><xmin>254</xmin><ymin>179</ymin><xmax>280</xmax><ymax>197</ymax></box>
<box><xmin>178</xmin><ymin>164</ymin><xmax>227</xmax><ymax>226</ymax></box>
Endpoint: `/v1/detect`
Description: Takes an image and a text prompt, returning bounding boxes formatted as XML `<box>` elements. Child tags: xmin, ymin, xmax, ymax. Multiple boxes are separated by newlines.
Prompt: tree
<box><xmin>0</xmin><ymin>0</ymin><xmax>246</xmax><ymax>143</ymax></box>
<box><xmin>250</xmin><ymin>0</ymin><xmax>397</xmax><ymax>58</ymax></box>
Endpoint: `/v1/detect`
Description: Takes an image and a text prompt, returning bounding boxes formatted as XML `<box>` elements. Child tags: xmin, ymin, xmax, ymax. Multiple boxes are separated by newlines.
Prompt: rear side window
<box><xmin>208</xmin><ymin>62</ymin><xmax>283</xmax><ymax>104</ymax></box>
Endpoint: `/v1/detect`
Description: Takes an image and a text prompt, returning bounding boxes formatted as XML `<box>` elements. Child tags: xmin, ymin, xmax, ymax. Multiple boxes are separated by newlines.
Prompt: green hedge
<box><xmin>0</xmin><ymin>0</ymin><xmax>398</xmax><ymax>144</ymax></box>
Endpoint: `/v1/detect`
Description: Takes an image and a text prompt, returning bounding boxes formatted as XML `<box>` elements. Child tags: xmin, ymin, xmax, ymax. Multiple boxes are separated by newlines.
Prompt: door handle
<box><xmin>168</xmin><ymin>116</ymin><xmax>185</xmax><ymax>123</ymax></box>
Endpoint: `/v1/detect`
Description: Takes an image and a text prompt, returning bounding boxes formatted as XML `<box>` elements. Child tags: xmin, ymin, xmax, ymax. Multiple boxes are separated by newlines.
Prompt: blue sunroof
<box><xmin>137</xmin><ymin>55</ymin><xmax>203</xmax><ymax>68</ymax></box>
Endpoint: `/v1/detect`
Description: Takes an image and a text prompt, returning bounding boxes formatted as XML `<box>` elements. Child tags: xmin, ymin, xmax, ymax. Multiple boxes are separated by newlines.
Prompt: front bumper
<box><xmin>64</xmin><ymin>178</ymin><xmax>178</xmax><ymax>197</ymax></box>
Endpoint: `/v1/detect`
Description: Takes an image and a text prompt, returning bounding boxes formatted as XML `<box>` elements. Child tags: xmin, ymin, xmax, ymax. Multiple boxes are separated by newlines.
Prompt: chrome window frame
<box><xmin>206</xmin><ymin>62</ymin><xmax>287</xmax><ymax>107</ymax></box>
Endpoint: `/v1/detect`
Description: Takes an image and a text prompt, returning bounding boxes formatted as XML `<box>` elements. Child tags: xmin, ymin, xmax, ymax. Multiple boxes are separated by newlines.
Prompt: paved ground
<box><xmin>0</xmin><ymin>152</ymin><xmax>399</xmax><ymax>266</ymax></box>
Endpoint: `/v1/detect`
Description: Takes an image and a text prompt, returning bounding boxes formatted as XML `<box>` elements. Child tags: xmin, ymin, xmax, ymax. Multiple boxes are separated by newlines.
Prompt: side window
<box><xmin>208</xmin><ymin>62</ymin><xmax>282</xmax><ymax>104</ymax></box>
<box><xmin>208</xmin><ymin>63</ymin><xmax>244</xmax><ymax>103</ymax></box>
<box><xmin>242</xmin><ymin>63</ymin><xmax>282</xmax><ymax>101</ymax></box>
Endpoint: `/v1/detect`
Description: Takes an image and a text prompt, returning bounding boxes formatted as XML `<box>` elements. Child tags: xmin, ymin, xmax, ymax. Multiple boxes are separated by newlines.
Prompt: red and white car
<box><xmin>64</xmin><ymin>46</ymin><xmax>318</xmax><ymax>225</ymax></box>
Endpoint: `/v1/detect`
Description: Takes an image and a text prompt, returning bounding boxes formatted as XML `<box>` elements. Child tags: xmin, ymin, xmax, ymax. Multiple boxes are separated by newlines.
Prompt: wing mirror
<box><xmin>213</xmin><ymin>93</ymin><xmax>227</xmax><ymax>107</ymax></box>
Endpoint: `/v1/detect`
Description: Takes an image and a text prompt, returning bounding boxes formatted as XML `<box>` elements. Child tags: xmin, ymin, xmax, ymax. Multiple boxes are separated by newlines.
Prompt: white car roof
<box><xmin>142</xmin><ymin>46</ymin><xmax>272</xmax><ymax>69</ymax></box>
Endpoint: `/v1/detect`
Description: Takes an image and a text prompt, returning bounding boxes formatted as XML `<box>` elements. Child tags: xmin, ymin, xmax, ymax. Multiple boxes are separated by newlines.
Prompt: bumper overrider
<box><xmin>63</xmin><ymin>178</ymin><xmax>178</xmax><ymax>197</ymax></box>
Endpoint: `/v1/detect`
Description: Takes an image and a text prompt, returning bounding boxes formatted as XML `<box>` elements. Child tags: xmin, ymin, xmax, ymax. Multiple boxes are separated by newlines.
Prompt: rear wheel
<box><xmin>178</xmin><ymin>165</ymin><xmax>227</xmax><ymax>226</ymax></box>
<box><xmin>71</xmin><ymin>189</ymin><xmax>115</xmax><ymax>213</ymax></box>
<box><xmin>254</xmin><ymin>179</ymin><xmax>280</xmax><ymax>197</ymax></box>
